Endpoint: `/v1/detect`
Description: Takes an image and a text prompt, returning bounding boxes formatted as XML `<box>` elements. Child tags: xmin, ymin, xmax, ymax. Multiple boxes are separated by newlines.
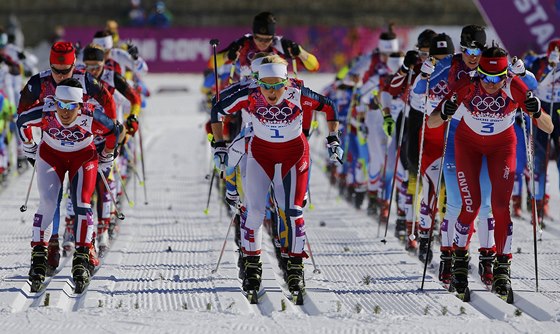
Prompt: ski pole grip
<box><xmin>209</xmin><ymin>39</ymin><xmax>220</xmax><ymax>47</ymax></box>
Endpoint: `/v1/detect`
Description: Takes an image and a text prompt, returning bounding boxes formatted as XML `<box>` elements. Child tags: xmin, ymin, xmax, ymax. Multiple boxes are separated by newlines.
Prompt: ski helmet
<box><xmin>430</xmin><ymin>33</ymin><xmax>455</xmax><ymax>56</ymax></box>
<box><xmin>417</xmin><ymin>29</ymin><xmax>437</xmax><ymax>49</ymax></box>
<box><xmin>460</xmin><ymin>25</ymin><xmax>486</xmax><ymax>49</ymax></box>
<box><xmin>253</xmin><ymin>12</ymin><xmax>276</xmax><ymax>36</ymax></box>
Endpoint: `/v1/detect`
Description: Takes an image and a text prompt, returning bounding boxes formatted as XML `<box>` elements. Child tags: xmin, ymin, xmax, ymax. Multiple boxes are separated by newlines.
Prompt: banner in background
<box><xmin>474</xmin><ymin>0</ymin><xmax>560</xmax><ymax>56</ymax></box>
<box><xmin>64</xmin><ymin>26</ymin><xmax>411</xmax><ymax>73</ymax></box>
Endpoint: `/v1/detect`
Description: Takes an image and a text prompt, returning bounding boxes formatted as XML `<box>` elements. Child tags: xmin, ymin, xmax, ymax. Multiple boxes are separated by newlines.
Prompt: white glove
<box><xmin>420</xmin><ymin>58</ymin><xmax>434</xmax><ymax>76</ymax></box>
<box><xmin>509</xmin><ymin>58</ymin><xmax>526</xmax><ymax>76</ymax></box>
<box><xmin>99</xmin><ymin>151</ymin><xmax>114</xmax><ymax>172</ymax></box>
<box><xmin>549</xmin><ymin>49</ymin><xmax>560</xmax><ymax>65</ymax></box>
<box><xmin>212</xmin><ymin>141</ymin><xmax>228</xmax><ymax>171</ymax></box>
<box><xmin>23</xmin><ymin>142</ymin><xmax>38</xmax><ymax>160</ymax></box>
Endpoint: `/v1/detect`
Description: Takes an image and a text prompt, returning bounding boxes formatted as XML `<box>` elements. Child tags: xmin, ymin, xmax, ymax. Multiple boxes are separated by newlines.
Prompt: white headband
<box><xmin>251</xmin><ymin>57</ymin><xmax>266</xmax><ymax>73</ymax></box>
<box><xmin>92</xmin><ymin>36</ymin><xmax>113</xmax><ymax>50</ymax></box>
<box><xmin>258</xmin><ymin>63</ymin><xmax>287</xmax><ymax>79</ymax></box>
<box><xmin>55</xmin><ymin>85</ymin><xmax>83</xmax><ymax>103</ymax></box>
<box><xmin>379</xmin><ymin>38</ymin><xmax>399</xmax><ymax>53</ymax></box>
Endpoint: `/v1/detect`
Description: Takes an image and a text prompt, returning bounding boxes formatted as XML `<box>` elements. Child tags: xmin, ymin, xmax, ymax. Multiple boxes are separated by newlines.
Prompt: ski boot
<box><xmin>29</xmin><ymin>245</ymin><xmax>48</xmax><ymax>292</ymax></box>
<box><xmin>493</xmin><ymin>255</ymin><xmax>513</xmax><ymax>303</ymax></box>
<box><xmin>62</xmin><ymin>216</ymin><xmax>75</xmax><ymax>256</ymax></box>
<box><xmin>394</xmin><ymin>218</ymin><xmax>407</xmax><ymax>241</ymax></box>
<box><xmin>511</xmin><ymin>195</ymin><xmax>522</xmax><ymax>218</ymax></box>
<box><xmin>354</xmin><ymin>190</ymin><xmax>366</xmax><ymax>210</ymax></box>
<box><xmin>72</xmin><ymin>247</ymin><xmax>91</xmax><ymax>293</ymax></box>
<box><xmin>97</xmin><ymin>219</ymin><xmax>110</xmax><ymax>258</ymax></box>
<box><xmin>89</xmin><ymin>240</ymin><xmax>100</xmax><ymax>270</ymax></box>
<box><xmin>46</xmin><ymin>238</ymin><xmax>61</xmax><ymax>276</ymax></box>
<box><xmin>450</xmin><ymin>249</ymin><xmax>470</xmax><ymax>301</ymax></box>
<box><xmin>286</xmin><ymin>257</ymin><xmax>305</xmax><ymax>305</ymax></box>
<box><xmin>417</xmin><ymin>236</ymin><xmax>433</xmax><ymax>263</ymax></box>
<box><xmin>367</xmin><ymin>193</ymin><xmax>378</xmax><ymax>216</ymax></box>
<box><xmin>242</xmin><ymin>256</ymin><xmax>262</xmax><ymax>304</ymax></box>
<box><xmin>478</xmin><ymin>249</ymin><xmax>495</xmax><ymax>287</ymax></box>
<box><xmin>108</xmin><ymin>215</ymin><xmax>119</xmax><ymax>240</ymax></box>
<box><xmin>438</xmin><ymin>250</ymin><xmax>452</xmax><ymax>285</ymax></box>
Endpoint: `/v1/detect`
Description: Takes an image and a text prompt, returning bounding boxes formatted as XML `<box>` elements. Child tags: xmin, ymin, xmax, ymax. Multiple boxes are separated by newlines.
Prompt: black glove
<box><xmin>227</xmin><ymin>42</ymin><xmax>241</xmax><ymax>61</ymax></box>
<box><xmin>127</xmin><ymin>43</ymin><xmax>139</xmax><ymax>60</ymax></box>
<box><xmin>281</xmin><ymin>39</ymin><xmax>301</xmax><ymax>57</ymax></box>
<box><xmin>17</xmin><ymin>51</ymin><xmax>26</xmax><ymax>60</ymax></box>
<box><xmin>524</xmin><ymin>94</ymin><xmax>542</xmax><ymax>118</ymax></box>
<box><xmin>441</xmin><ymin>99</ymin><xmax>458</xmax><ymax>120</ymax></box>
<box><xmin>402</xmin><ymin>50</ymin><xmax>420</xmax><ymax>70</ymax></box>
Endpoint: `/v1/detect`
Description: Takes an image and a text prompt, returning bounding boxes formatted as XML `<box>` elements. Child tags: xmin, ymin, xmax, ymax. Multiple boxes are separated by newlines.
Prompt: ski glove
<box><xmin>420</xmin><ymin>58</ymin><xmax>435</xmax><ymax>76</ymax></box>
<box><xmin>23</xmin><ymin>142</ymin><xmax>38</xmax><ymax>160</ymax></box>
<box><xmin>326</xmin><ymin>135</ymin><xmax>344</xmax><ymax>164</ymax></box>
<box><xmin>524</xmin><ymin>94</ymin><xmax>542</xmax><ymax>118</ymax></box>
<box><xmin>127</xmin><ymin>43</ymin><xmax>139</xmax><ymax>61</ymax></box>
<box><xmin>227</xmin><ymin>42</ymin><xmax>241</xmax><ymax>61</ymax></box>
<box><xmin>509</xmin><ymin>57</ymin><xmax>526</xmax><ymax>76</ymax></box>
<box><xmin>17</xmin><ymin>51</ymin><xmax>26</xmax><ymax>60</ymax></box>
<box><xmin>126</xmin><ymin>114</ymin><xmax>139</xmax><ymax>136</ymax></box>
<box><xmin>402</xmin><ymin>50</ymin><xmax>420</xmax><ymax>70</ymax></box>
<box><xmin>281</xmin><ymin>39</ymin><xmax>301</xmax><ymax>57</ymax></box>
<box><xmin>440</xmin><ymin>99</ymin><xmax>458</xmax><ymax>120</ymax></box>
<box><xmin>98</xmin><ymin>151</ymin><xmax>114</xmax><ymax>172</ymax></box>
<box><xmin>383</xmin><ymin>114</ymin><xmax>395</xmax><ymax>137</ymax></box>
<box><xmin>213</xmin><ymin>141</ymin><xmax>228</xmax><ymax>170</ymax></box>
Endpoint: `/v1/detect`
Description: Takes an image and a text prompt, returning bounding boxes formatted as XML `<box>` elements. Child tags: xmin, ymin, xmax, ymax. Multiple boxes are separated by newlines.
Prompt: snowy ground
<box><xmin>0</xmin><ymin>73</ymin><xmax>559</xmax><ymax>333</ymax></box>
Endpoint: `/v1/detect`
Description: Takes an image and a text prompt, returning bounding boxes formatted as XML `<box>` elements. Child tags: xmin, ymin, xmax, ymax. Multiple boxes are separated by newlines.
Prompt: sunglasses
<box><xmin>55</xmin><ymin>99</ymin><xmax>81</xmax><ymax>110</ymax></box>
<box><xmin>257</xmin><ymin>79</ymin><xmax>288</xmax><ymax>90</ymax></box>
<box><xmin>85</xmin><ymin>64</ymin><xmax>103</xmax><ymax>70</ymax></box>
<box><xmin>461</xmin><ymin>47</ymin><xmax>482</xmax><ymax>56</ymax></box>
<box><xmin>418</xmin><ymin>50</ymin><xmax>430</xmax><ymax>58</ymax></box>
<box><xmin>254</xmin><ymin>36</ymin><xmax>274</xmax><ymax>43</ymax></box>
<box><xmin>479</xmin><ymin>73</ymin><xmax>507</xmax><ymax>84</ymax></box>
<box><xmin>51</xmin><ymin>65</ymin><xmax>74</xmax><ymax>75</ymax></box>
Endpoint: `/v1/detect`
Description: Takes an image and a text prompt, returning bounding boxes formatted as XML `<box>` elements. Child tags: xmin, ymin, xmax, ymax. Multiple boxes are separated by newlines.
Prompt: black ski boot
<box><xmin>438</xmin><ymin>250</ymin><xmax>452</xmax><ymax>285</ymax></box>
<box><xmin>242</xmin><ymin>256</ymin><xmax>262</xmax><ymax>304</ymax></box>
<box><xmin>478</xmin><ymin>249</ymin><xmax>495</xmax><ymax>287</ymax></box>
<box><xmin>354</xmin><ymin>190</ymin><xmax>366</xmax><ymax>209</ymax></box>
<box><xmin>367</xmin><ymin>193</ymin><xmax>378</xmax><ymax>216</ymax></box>
<box><xmin>286</xmin><ymin>257</ymin><xmax>305</xmax><ymax>305</ymax></box>
<box><xmin>29</xmin><ymin>245</ymin><xmax>48</xmax><ymax>292</ymax></box>
<box><xmin>450</xmin><ymin>249</ymin><xmax>470</xmax><ymax>301</ymax></box>
<box><xmin>72</xmin><ymin>247</ymin><xmax>91</xmax><ymax>293</ymax></box>
<box><xmin>46</xmin><ymin>238</ymin><xmax>61</xmax><ymax>276</ymax></box>
<box><xmin>394</xmin><ymin>219</ymin><xmax>407</xmax><ymax>240</ymax></box>
<box><xmin>493</xmin><ymin>255</ymin><xmax>513</xmax><ymax>303</ymax></box>
<box><xmin>418</xmin><ymin>236</ymin><xmax>433</xmax><ymax>263</ymax></box>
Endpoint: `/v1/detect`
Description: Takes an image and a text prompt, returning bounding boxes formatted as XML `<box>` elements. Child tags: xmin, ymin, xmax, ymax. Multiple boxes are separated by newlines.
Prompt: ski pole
<box><xmin>211</xmin><ymin>210</ymin><xmax>238</xmax><ymax>274</ymax></box>
<box><xmin>292</xmin><ymin>58</ymin><xmax>298</xmax><ymax>79</ymax></box>
<box><xmin>381</xmin><ymin>69</ymin><xmax>413</xmax><ymax>243</ymax></box>
<box><xmin>420</xmin><ymin>94</ymin><xmax>456</xmax><ymax>290</ymax></box>
<box><xmin>20</xmin><ymin>161</ymin><xmax>37</xmax><ymax>212</ymax></box>
<box><xmin>113</xmin><ymin>160</ymin><xmax>134</xmax><ymax>208</ymax></box>
<box><xmin>305</xmin><ymin>236</ymin><xmax>321</xmax><ymax>274</ymax></box>
<box><xmin>410</xmin><ymin>64</ymin><xmax>432</xmax><ymax>241</ymax></box>
<box><xmin>524</xmin><ymin>92</ymin><xmax>540</xmax><ymax>292</ymax></box>
<box><xmin>137</xmin><ymin>124</ymin><xmax>148</xmax><ymax>205</ymax></box>
<box><xmin>98</xmin><ymin>168</ymin><xmax>125</xmax><ymax>220</ymax></box>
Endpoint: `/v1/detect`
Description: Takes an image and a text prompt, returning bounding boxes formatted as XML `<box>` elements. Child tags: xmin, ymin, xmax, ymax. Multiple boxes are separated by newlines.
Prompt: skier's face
<box><xmin>258</xmin><ymin>77</ymin><xmax>288</xmax><ymax>105</ymax></box>
<box><xmin>51</xmin><ymin>63</ymin><xmax>74</xmax><ymax>84</ymax></box>
<box><xmin>253</xmin><ymin>34</ymin><xmax>274</xmax><ymax>52</ymax></box>
<box><xmin>461</xmin><ymin>47</ymin><xmax>482</xmax><ymax>70</ymax></box>
<box><xmin>55</xmin><ymin>99</ymin><xmax>81</xmax><ymax>126</ymax></box>
<box><xmin>479</xmin><ymin>74</ymin><xmax>506</xmax><ymax>94</ymax></box>
<box><xmin>84</xmin><ymin>60</ymin><xmax>104</xmax><ymax>78</ymax></box>
<box><xmin>418</xmin><ymin>47</ymin><xmax>430</xmax><ymax>62</ymax></box>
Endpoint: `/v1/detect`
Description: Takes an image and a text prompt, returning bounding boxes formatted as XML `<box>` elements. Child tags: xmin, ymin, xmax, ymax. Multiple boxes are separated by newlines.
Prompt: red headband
<box><xmin>478</xmin><ymin>56</ymin><xmax>508</xmax><ymax>75</ymax></box>
<box><xmin>50</xmin><ymin>41</ymin><xmax>76</xmax><ymax>65</ymax></box>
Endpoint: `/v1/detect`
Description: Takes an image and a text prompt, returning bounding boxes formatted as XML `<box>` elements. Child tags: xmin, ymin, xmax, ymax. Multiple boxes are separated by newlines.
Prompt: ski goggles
<box><xmin>51</xmin><ymin>65</ymin><xmax>74</xmax><ymax>75</ymax></box>
<box><xmin>257</xmin><ymin>79</ymin><xmax>288</xmax><ymax>90</ymax></box>
<box><xmin>55</xmin><ymin>99</ymin><xmax>81</xmax><ymax>110</ymax></box>
<box><xmin>253</xmin><ymin>35</ymin><xmax>274</xmax><ymax>43</ymax></box>
<box><xmin>85</xmin><ymin>64</ymin><xmax>103</xmax><ymax>70</ymax></box>
<box><xmin>461</xmin><ymin>47</ymin><xmax>482</xmax><ymax>56</ymax></box>
<box><xmin>478</xmin><ymin>71</ymin><xmax>507</xmax><ymax>85</ymax></box>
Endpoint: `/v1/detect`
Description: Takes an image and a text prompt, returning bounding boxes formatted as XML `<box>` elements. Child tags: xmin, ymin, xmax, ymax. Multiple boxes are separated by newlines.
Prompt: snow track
<box><xmin>0</xmin><ymin>74</ymin><xmax>559</xmax><ymax>333</ymax></box>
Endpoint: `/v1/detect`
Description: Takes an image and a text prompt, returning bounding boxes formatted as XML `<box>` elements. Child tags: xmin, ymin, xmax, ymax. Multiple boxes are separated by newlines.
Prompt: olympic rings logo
<box><xmin>432</xmin><ymin>81</ymin><xmax>450</xmax><ymax>96</ymax></box>
<box><xmin>47</xmin><ymin>127</ymin><xmax>86</xmax><ymax>141</ymax></box>
<box><xmin>255</xmin><ymin>106</ymin><xmax>294</xmax><ymax>122</ymax></box>
<box><xmin>471</xmin><ymin>95</ymin><xmax>506</xmax><ymax>112</ymax></box>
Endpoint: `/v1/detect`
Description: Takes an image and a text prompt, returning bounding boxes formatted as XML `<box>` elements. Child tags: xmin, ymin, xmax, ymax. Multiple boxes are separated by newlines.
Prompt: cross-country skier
<box><xmin>427</xmin><ymin>46</ymin><xmax>553</xmax><ymax>299</ymax></box>
<box><xmin>17</xmin><ymin>78</ymin><xmax>118</xmax><ymax>292</ymax></box>
<box><xmin>210</xmin><ymin>55</ymin><xmax>340</xmax><ymax>303</ymax></box>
